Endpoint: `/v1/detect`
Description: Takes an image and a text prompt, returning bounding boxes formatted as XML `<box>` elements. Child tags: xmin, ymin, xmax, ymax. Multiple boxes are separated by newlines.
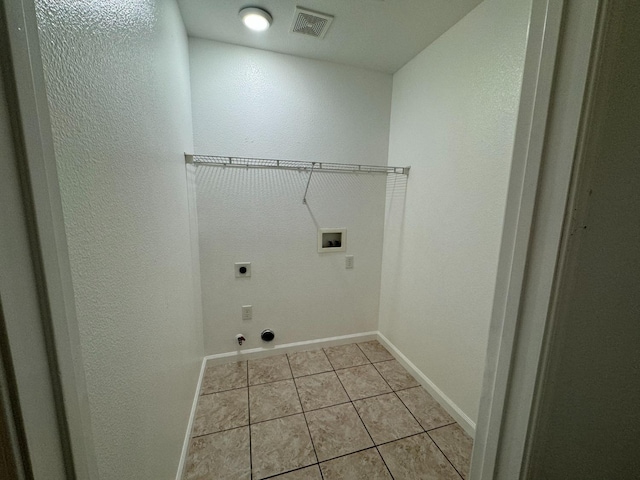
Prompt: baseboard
<box><xmin>376</xmin><ymin>332</ymin><xmax>476</xmax><ymax>438</ymax></box>
<box><xmin>202</xmin><ymin>331</ymin><xmax>379</xmax><ymax>365</ymax></box>
<box><xmin>176</xmin><ymin>357</ymin><xmax>207</xmax><ymax>480</ymax></box>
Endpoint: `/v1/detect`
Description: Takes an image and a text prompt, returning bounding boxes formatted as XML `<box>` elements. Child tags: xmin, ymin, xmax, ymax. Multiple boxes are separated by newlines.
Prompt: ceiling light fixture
<box><xmin>239</xmin><ymin>7</ymin><xmax>272</xmax><ymax>32</ymax></box>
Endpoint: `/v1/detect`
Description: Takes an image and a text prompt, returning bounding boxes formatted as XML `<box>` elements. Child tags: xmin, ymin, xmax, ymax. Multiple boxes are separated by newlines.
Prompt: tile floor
<box><xmin>184</xmin><ymin>340</ymin><xmax>473</xmax><ymax>480</ymax></box>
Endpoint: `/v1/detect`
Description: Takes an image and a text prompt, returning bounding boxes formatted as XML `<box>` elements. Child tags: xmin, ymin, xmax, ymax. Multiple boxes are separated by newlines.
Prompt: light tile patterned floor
<box><xmin>184</xmin><ymin>340</ymin><xmax>473</xmax><ymax>480</ymax></box>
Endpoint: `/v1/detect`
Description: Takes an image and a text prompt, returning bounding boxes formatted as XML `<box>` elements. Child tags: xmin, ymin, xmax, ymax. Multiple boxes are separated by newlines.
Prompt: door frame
<box><xmin>1</xmin><ymin>0</ymin><xmax>98</xmax><ymax>477</ymax></box>
<box><xmin>0</xmin><ymin>0</ymin><xmax>604</xmax><ymax>478</ymax></box>
<box><xmin>471</xmin><ymin>1</ymin><xmax>605</xmax><ymax>478</ymax></box>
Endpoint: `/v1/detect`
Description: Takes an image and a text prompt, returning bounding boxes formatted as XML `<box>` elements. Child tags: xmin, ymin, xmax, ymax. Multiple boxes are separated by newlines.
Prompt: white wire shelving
<box><xmin>185</xmin><ymin>154</ymin><xmax>410</xmax><ymax>176</ymax></box>
<box><xmin>185</xmin><ymin>153</ymin><xmax>410</xmax><ymax>204</ymax></box>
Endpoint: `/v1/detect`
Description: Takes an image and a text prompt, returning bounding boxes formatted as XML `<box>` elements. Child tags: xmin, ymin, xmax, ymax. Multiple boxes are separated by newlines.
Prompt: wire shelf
<box><xmin>185</xmin><ymin>154</ymin><xmax>410</xmax><ymax>175</ymax></box>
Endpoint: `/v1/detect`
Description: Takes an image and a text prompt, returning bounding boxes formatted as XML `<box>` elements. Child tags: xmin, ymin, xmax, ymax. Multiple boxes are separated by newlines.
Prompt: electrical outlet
<box><xmin>345</xmin><ymin>255</ymin><xmax>354</xmax><ymax>269</ymax></box>
<box><xmin>235</xmin><ymin>262</ymin><xmax>251</xmax><ymax>278</ymax></box>
<box><xmin>242</xmin><ymin>305</ymin><xmax>252</xmax><ymax>321</ymax></box>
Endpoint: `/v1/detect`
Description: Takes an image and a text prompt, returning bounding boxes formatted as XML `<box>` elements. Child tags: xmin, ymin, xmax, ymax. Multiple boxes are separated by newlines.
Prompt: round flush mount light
<box><xmin>239</xmin><ymin>7</ymin><xmax>272</xmax><ymax>32</ymax></box>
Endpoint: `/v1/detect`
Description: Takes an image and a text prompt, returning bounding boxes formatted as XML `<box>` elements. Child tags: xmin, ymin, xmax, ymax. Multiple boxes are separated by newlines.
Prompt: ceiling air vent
<box><xmin>291</xmin><ymin>7</ymin><xmax>334</xmax><ymax>39</ymax></box>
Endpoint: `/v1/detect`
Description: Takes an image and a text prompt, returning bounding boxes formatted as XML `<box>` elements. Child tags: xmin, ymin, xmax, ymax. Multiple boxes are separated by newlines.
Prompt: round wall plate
<box><xmin>261</xmin><ymin>329</ymin><xmax>275</xmax><ymax>342</ymax></box>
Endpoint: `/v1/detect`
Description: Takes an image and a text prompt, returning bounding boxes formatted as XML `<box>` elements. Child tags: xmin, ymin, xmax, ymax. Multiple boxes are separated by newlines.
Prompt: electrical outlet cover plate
<box><xmin>235</xmin><ymin>262</ymin><xmax>251</xmax><ymax>277</ymax></box>
<box><xmin>242</xmin><ymin>305</ymin><xmax>252</xmax><ymax>320</ymax></box>
<box><xmin>345</xmin><ymin>255</ymin><xmax>354</xmax><ymax>269</ymax></box>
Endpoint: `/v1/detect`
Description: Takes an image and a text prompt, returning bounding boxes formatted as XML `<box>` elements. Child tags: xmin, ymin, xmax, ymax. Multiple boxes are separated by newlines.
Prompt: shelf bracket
<box><xmin>302</xmin><ymin>162</ymin><xmax>317</xmax><ymax>205</ymax></box>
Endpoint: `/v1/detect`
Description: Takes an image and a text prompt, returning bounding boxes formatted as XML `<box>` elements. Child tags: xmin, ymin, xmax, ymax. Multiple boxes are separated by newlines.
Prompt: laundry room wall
<box><xmin>189</xmin><ymin>39</ymin><xmax>393</xmax><ymax>354</ymax></box>
<box><xmin>379</xmin><ymin>0</ymin><xmax>532</xmax><ymax>427</ymax></box>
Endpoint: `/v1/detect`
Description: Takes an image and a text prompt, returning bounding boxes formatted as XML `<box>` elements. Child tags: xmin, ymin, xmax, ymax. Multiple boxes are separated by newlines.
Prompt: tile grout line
<box><xmin>370</xmin><ymin>344</ymin><xmax>464</xmax><ymax>479</ymax></box>
<box><xmin>356</xmin><ymin>341</ymin><xmax>422</xmax><ymax>480</ymax></box>
<box><xmin>260</xmin><ymin>463</ymin><xmax>320</xmax><ymax>480</ymax></box>
<box><xmin>285</xmin><ymin>353</ymin><xmax>325</xmax><ymax>480</ymax></box>
<box><xmin>334</xmin><ymin>343</ymin><xmax>396</xmax><ymax>480</ymax></box>
<box><xmin>239</xmin><ymin>342</ymin><xmax>461</xmax><ymax>479</ymax></box>
<box><xmin>426</xmin><ymin>429</ymin><xmax>465</xmax><ymax>480</ymax></box>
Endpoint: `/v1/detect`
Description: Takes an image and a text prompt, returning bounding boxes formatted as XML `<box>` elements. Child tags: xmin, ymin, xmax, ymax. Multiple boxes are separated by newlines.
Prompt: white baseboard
<box><xmin>176</xmin><ymin>357</ymin><xmax>207</xmax><ymax>480</ymax></box>
<box><xmin>376</xmin><ymin>332</ymin><xmax>476</xmax><ymax>438</ymax></box>
<box><xmin>202</xmin><ymin>331</ymin><xmax>379</xmax><ymax>365</ymax></box>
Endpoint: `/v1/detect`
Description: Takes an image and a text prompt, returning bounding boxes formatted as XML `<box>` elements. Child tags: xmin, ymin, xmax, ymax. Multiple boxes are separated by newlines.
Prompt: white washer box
<box><xmin>318</xmin><ymin>228</ymin><xmax>346</xmax><ymax>253</ymax></box>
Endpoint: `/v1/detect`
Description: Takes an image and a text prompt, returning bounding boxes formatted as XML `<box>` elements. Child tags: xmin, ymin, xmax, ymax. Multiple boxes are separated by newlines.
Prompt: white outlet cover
<box><xmin>235</xmin><ymin>262</ymin><xmax>251</xmax><ymax>277</ymax></box>
<box><xmin>242</xmin><ymin>305</ymin><xmax>252</xmax><ymax>320</ymax></box>
<box><xmin>345</xmin><ymin>255</ymin><xmax>354</xmax><ymax>269</ymax></box>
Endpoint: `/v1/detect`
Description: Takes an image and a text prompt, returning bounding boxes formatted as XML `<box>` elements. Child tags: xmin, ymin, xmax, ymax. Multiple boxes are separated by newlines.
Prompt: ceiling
<box><xmin>177</xmin><ymin>0</ymin><xmax>483</xmax><ymax>74</ymax></box>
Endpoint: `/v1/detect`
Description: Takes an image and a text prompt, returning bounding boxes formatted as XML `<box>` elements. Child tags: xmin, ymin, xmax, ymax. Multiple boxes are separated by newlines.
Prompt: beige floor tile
<box><xmin>335</xmin><ymin>364</ymin><xmax>391</xmax><ymax>400</ymax></box>
<box><xmin>184</xmin><ymin>427</ymin><xmax>250</xmax><ymax>480</ymax></box>
<box><xmin>249</xmin><ymin>379</ymin><xmax>302</xmax><ymax>423</ymax></box>
<box><xmin>288</xmin><ymin>349</ymin><xmax>333</xmax><ymax>377</ymax></box>
<box><xmin>248</xmin><ymin>354</ymin><xmax>292</xmax><ymax>386</ymax></box>
<box><xmin>429</xmin><ymin>424</ymin><xmax>473</xmax><ymax>478</ymax></box>
<box><xmin>357</xmin><ymin>340</ymin><xmax>394</xmax><ymax>363</ymax></box>
<box><xmin>354</xmin><ymin>393</ymin><xmax>422</xmax><ymax>444</ymax></box>
<box><xmin>324</xmin><ymin>344</ymin><xmax>369</xmax><ymax>369</ymax></box>
<box><xmin>295</xmin><ymin>372</ymin><xmax>350</xmax><ymax>411</ymax></box>
<box><xmin>200</xmin><ymin>361</ymin><xmax>247</xmax><ymax>395</ymax></box>
<box><xmin>378</xmin><ymin>433</ymin><xmax>460</xmax><ymax>480</ymax></box>
<box><xmin>396</xmin><ymin>387</ymin><xmax>455</xmax><ymax>430</ymax></box>
<box><xmin>374</xmin><ymin>360</ymin><xmax>420</xmax><ymax>391</ymax></box>
<box><xmin>320</xmin><ymin>448</ymin><xmax>392</xmax><ymax>480</ymax></box>
<box><xmin>305</xmin><ymin>403</ymin><xmax>373</xmax><ymax>461</ymax></box>
<box><xmin>192</xmin><ymin>388</ymin><xmax>248</xmax><ymax>437</ymax></box>
<box><xmin>270</xmin><ymin>465</ymin><xmax>323</xmax><ymax>479</ymax></box>
<box><xmin>250</xmin><ymin>414</ymin><xmax>316</xmax><ymax>479</ymax></box>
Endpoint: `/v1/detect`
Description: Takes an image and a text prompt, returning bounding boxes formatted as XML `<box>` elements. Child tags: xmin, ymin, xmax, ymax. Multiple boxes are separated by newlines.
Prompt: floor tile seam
<box><xmin>367</xmin><ymin>364</ymin><xmax>425</xmax><ymax>437</ymax></box>
<box><xmin>248</xmin><ymin>375</ymin><xmax>294</xmax><ymax>387</ymax></box>
<box><xmin>290</xmin><ymin>368</ymin><xmax>335</xmax><ymax>380</ymax></box>
<box><xmin>426</xmin><ymin>430</ymin><xmax>466</xmax><ymax>480</ymax></box>
<box><xmin>391</xmin><ymin>390</ymin><xmax>427</xmax><ymax>434</ymax></box>
<box><xmin>250</xmin><ymin>406</ymin><xmax>304</xmax><ymax>425</ymax></box>
<box><xmin>189</xmin><ymin>423</ymin><xmax>250</xmax><ymax>440</ymax></box>
<box><xmin>332</xmin><ymin>360</ymin><xmax>372</xmax><ymax>372</ymax></box>
<box><xmin>354</xmin><ymin>342</ymin><xmax>394</xmax><ymax>365</ymax></box>
<box><xmin>199</xmin><ymin>384</ymin><xmax>249</xmax><ymax>396</ymax></box>
<box><xmin>249</xmin><ymin>410</ymin><xmax>305</xmax><ymax>427</ymax></box>
<box><xmin>287</xmin><ymin>350</ymin><xmax>334</xmax><ymax>379</ymax></box>
<box><xmin>426</xmin><ymin>421</ymin><xmax>457</xmax><ymax>433</ymax></box>
<box><xmin>259</xmin><ymin>462</ymin><xmax>320</xmax><ymax>480</ymax></box>
<box><xmin>300</xmin><ymin>399</ymin><xmax>351</xmax><ymax>414</ymax></box>
<box><xmin>321</xmin><ymin>346</ymin><xmax>337</xmax><ymax>371</ymax></box>
<box><xmin>345</xmin><ymin>387</ymin><xmax>396</xmax><ymax>479</ymax></box>
<box><xmin>371</xmin><ymin>362</ymin><xmax>420</xmax><ymax>391</ymax></box>
<box><xmin>323</xmin><ymin>343</ymin><xmax>372</xmax><ymax>370</ymax></box>
<box><xmin>285</xmin><ymin>354</ymin><xmax>323</xmax><ymax>478</ymax></box>
<box><xmin>321</xmin><ymin>374</ymin><xmax>376</xmax><ymax>458</ymax></box>
<box><xmin>354</xmin><ymin>341</ymin><xmax>376</xmax><ymax>363</ymax></box>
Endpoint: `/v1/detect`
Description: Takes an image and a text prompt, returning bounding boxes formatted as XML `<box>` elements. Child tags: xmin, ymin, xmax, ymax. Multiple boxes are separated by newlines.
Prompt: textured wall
<box><xmin>189</xmin><ymin>39</ymin><xmax>392</xmax><ymax>354</ymax></box>
<box><xmin>379</xmin><ymin>0</ymin><xmax>531</xmax><ymax>425</ymax></box>
<box><xmin>35</xmin><ymin>0</ymin><xmax>203</xmax><ymax>478</ymax></box>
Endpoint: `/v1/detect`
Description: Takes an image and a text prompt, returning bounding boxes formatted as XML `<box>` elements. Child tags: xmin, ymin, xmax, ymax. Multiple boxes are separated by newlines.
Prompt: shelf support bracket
<box><xmin>302</xmin><ymin>162</ymin><xmax>317</xmax><ymax>205</ymax></box>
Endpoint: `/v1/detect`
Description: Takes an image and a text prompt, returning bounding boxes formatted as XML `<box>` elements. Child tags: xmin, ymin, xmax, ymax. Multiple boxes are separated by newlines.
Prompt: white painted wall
<box><xmin>379</xmin><ymin>0</ymin><xmax>532</xmax><ymax>425</ymax></box>
<box><xmin>189</xmin><ymin>39</ymin><xmax>392</xmax><ymax>354</ymax></box>
<box><xmin>35</xmin><ymin>0</ymin><xmax>203</xmax><ymax>478</ymax></box>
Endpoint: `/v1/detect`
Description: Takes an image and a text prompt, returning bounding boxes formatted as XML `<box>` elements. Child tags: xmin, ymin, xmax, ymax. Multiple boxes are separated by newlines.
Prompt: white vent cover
<box><xmin>291</xmin><ymin>7</ymin><xmax>334</xmax><ymax>39</ymax></box>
